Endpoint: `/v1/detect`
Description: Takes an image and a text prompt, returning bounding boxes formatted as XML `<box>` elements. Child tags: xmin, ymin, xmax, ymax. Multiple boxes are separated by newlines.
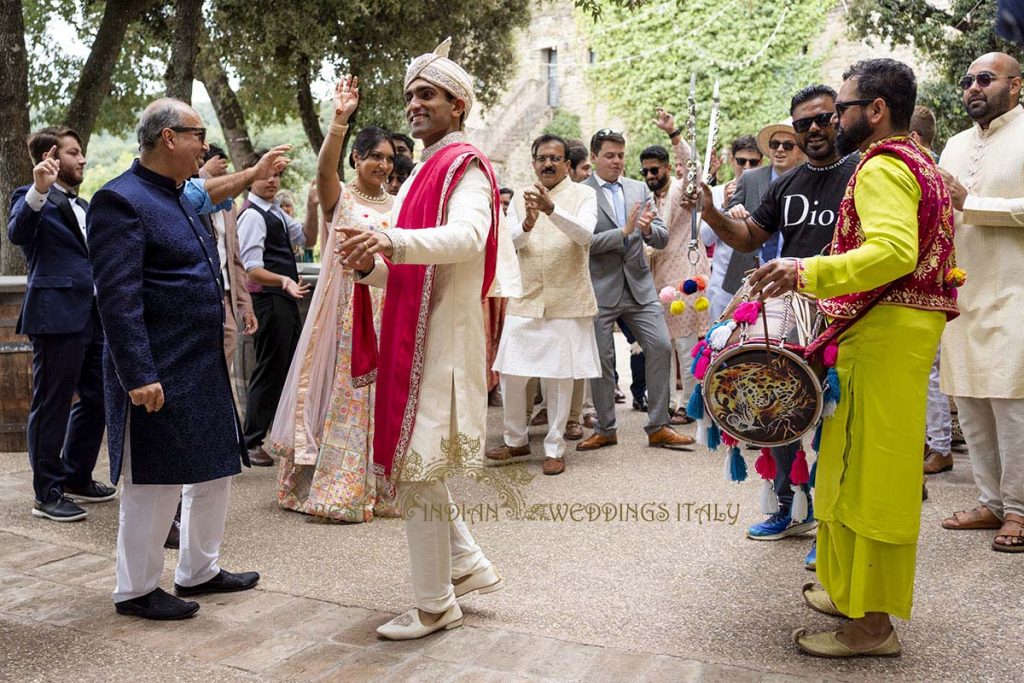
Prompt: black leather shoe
<box><xmin>66</xmin><ymin>481</ymin><xmax>117</xmax><ymax>503</ymax></box>
<box><xmin>115</xmin><ymin>587</ymin><xmax>199</xmax><ymax>620</ymax></box>
<box><xmin>248</xmin><ymin>447</ymin><xmax>274</xmax><ymax>467</ymax></box>
<box><xmin>614</xmin><ymin>388</ymin><xmax>626</xmax><ymax>404</ymax></box>
<box><xmin>32</xmin><ymin>496</ymin><xmax>87</xmax><ymax>522</ymax></box>
<box><xmin>632</xmin><ymin>397</ymin><xmax>649</xmax><ymax>412</ymax></box>
<box><xmin>164</xmin><ymin>518</ymin><xmax>180</xmax><ymax>549</ymax></box>
<box><xmin>174</xmin><ymin>569</ymin><xmax>260</xmax><ymax>597</ymax></box>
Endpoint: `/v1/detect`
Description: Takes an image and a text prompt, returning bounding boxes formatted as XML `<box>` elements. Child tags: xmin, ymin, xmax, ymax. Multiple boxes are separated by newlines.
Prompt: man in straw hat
<box><xmin>338</xmin><ymin>38</ymin><xmax>521</xmax><ymax>640</ymax></box>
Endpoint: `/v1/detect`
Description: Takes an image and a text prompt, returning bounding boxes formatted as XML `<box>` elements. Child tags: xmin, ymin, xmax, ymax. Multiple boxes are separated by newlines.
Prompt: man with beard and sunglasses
<box><xmin>936</xmin><ymin>52</ymin><xmax>1024</xmax><ymax>554</ymax></box>
<box><xmin>639</xmin><ymin>107</ymin><xmax>713</xmax><ymax>426</ymax></box>
<box><xmin>747</xmin><ymin>58</ymin><xmax>958</xmax><ymax>658</ymax></box>
<box><xmin>487</xmin><ymin>134</ymin><xmax>600</xmax><ymax>476</ymax></box>
<box><xmin>698</xmin><ymin>85</ymin><xmax>859</xmax><ymax>566</ymax></box>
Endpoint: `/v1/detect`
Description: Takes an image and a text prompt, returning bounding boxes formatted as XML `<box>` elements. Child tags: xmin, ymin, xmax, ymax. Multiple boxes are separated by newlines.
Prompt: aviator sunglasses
<box><xmin>959</xmin><ymin>72</ymin><xmax>1013</xmax><ymax>90</ymax></box>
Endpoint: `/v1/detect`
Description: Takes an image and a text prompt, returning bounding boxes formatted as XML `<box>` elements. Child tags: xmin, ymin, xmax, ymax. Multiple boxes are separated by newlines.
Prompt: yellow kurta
<box><xmin>800</xmin><ymin>154</ymin><xmax>946</xmax><ymax>620</ymax></box>
<box><xmin>359</xmin><ymin>133</ymin><xmax>521</xmax><ymax>482</ymax></box>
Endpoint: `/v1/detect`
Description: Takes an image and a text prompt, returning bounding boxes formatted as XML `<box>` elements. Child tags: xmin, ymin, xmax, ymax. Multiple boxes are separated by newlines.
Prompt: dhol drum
<box><xmin>701</xmin><ymin>284</ymin><xmax>824</xmax><ymax>447</ymax></box>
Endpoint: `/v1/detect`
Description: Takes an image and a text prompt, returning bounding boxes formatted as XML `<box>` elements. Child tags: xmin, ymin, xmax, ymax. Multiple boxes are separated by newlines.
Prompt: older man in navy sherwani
<box><xmin>88</xmin><ymin>98</ymin><xmax>259</xmax><ymax>621</ymax></box>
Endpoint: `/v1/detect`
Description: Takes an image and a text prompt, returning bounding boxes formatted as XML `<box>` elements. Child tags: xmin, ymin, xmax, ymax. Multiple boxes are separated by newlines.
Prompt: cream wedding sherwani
<box><xmin>939</xmin><ymin>104</ymin><xmax>1024</xmax><ymax>520</ymax></box>
<box><xmin>358</xmin><ymin>132</ymin><xmax>520</xmax><ymax>481</ymax></box>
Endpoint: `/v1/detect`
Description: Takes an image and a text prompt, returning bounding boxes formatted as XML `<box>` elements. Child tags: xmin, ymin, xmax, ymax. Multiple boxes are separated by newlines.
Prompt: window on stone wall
<box><xmin>588</xmin><ymin>48</ymin><xmax>596</xmax><ymax>65</ymax></box>
<box><xmin>542</xmin><ymin>47</ymin><xmax>558</xmax><ymax>107</ymax></box>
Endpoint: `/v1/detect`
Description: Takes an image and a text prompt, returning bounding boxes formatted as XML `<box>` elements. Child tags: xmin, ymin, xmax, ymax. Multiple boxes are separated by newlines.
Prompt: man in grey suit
<box><xmin>716</xmin><ymin>119</ymin><xmax>805</xmax><ymax>299</ymax></box>
<box><xmin>576</xmin><ymin>129</ymin><xmax>695</xmax><ymax>451</ymax></box>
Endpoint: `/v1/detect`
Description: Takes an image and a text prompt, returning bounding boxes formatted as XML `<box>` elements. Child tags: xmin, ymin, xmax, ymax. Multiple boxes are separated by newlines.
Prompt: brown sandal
<box><xmin>941</xmin><ymin>506</ymin><xmax>1002</xmax><ymax>530</ymax></box>
<box><xmin>992</xmin><ymin>514</ymin><xmax>1024</xmax><ymax>553</ymax></box>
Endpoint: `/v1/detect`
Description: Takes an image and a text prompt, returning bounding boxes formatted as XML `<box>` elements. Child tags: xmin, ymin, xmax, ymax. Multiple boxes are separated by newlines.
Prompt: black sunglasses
<box><xmin>792</xmin><ymin>112</ymin><xmax>835</xmax><ymax>133</ymax></box>
<box><xmin>834</xmin><ymin>99</ymin><xmax>875</xmax><ymax>116</ymax></box>
<box><xmin>734</xmin><ymin>157</ymin><xmax>761</xmax><ymax>167</ymax></box>
<box><xmin>638</xmin><ymin>167</ymin><xmax>664</xmax><ymax>176</ymax></box>
<box><xmin>958</xmin><ymin>72</ymin><xmax>1011</xmax><ymax>90</ymax></box>
<box><xmin>170</xmin><ymin>126</ymin><xmax>207</xmax><ymax>142</ymax></box>
<box><xmin>768</xmin><ymin>139</ymin><xmax>796</xmax><ymax>151</ymax></box>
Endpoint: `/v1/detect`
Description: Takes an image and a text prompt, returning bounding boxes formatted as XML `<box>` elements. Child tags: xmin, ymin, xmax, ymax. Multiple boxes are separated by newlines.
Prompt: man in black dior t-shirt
<box><xmin>698</xmin><ymin>84</ymin><xmax>857</xmax><ymax>564</ymax></box>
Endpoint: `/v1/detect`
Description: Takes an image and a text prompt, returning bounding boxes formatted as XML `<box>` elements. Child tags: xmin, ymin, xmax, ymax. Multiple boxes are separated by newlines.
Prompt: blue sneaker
<box><xmin>787</xmin><ymin>500</ymin><xmax>817</xmax><ymax>537</ymax></box>
<box><xmin>746</xmin><ymin>510</ymin><xmax>793</xmax><ymax>540</ymax></box>
<box><xmin>804</xmin><ymin>541</ymin><xmax>817</xmax><ymax>571</ymax></box>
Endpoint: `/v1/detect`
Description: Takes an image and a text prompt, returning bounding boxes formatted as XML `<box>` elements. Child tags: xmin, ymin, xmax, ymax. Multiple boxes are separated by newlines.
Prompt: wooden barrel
<box><xmin>0</xmin><ymin>277</ymin><xmax>32</xmax><ymax>453</ymax></box>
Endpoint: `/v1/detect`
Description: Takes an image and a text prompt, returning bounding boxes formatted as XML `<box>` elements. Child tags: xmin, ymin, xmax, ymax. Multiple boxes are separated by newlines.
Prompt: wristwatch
<box><xmin>668</xmin><ymin>128</ymin><xmax>682</xmax><ymax>139</ymax></box>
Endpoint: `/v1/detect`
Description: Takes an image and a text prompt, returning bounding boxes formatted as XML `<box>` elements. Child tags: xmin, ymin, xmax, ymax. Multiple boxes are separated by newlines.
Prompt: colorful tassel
<box><xmin>809</xmin><ymin>458</ymin><xmax>817</xmax><ymax>488</ymax></box>
<box><xmin>823</xmin><ymin>342</ymin><xmax>839</xmax><ymax>368</ymax></box>
<box><xmin>670</xmin><ymin>300</ymin><xmax>686</xmax><ymax>315</ymax></box>
<box><xmin>706</xmin><ymin>422</ymin><xmax>721</xmax><ymax>451</ymax></box>
<box><xmin>733</xmin><ymin>300</ymin><xmax>761</xmax><ymax>324</ymax></box>
<box><xmin>721</xmin><ymin>432</ymin><xmax>738</xmax><ymax>447</ymax></box>
<box><xmin>760</xmin><ymin>479</ymin><xmax>779</xmax><ymax>515</ymax></box>
<box><xmin>659</xmin><ymin>285</ymin><xmax>677</xmax><ymax>303</ymax></box>
<box><xmin>790</xmin><ymin>448</ymin><xmax>810</xmax><ymax>485</ymax></box>
<box><xmin>754</xmin><ymin>447</ymin><xmax>776</xmax><ymax>480</ymax></box>
<box><xmin>811</xmin><ymin>420</ymin><xmax>823</xmax><ymax>453</ymax></box>
<box><xmin>694</xmin><ymin>296</ymin><xmax>709</xmax><ymax>312</ymax></box>
<box><xmin>686</xmin><ymin>384</ymin><xmax>704</xmax><ymax>421</ymax></box>
<box><xmin>822</xmin><ymin>367</ymin><xmax>840</xmax><ymax>418</ymax></box>
<box><xmin>728</xmin><ymin>446</ymin><xmax>747</xmax><ymax>482</ymax></box>
<box><xmin>693</xmin><ymin>347</ymin><xmax>713</xmax><ymax>380</ymax></box>
<box><xmin>708</xmin><ymin>321</ymin><xmax>736</xmax><ymax>350</ymax></box>
<box><xmin>694</xmin><ymin>419</ymin><xmax>708</xmax><ymax>447</ymax></box>
<box><xmin>790</xmin><ymin>485</ymin><xmax>808</xmax><ymax>524</ymax></box>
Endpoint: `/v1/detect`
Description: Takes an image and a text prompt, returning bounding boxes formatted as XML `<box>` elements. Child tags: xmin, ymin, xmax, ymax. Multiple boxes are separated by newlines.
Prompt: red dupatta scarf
<box><xmin>350</xmin><ymin>141</ymin><xmax>500</xmax><ymax>478</ymax></box>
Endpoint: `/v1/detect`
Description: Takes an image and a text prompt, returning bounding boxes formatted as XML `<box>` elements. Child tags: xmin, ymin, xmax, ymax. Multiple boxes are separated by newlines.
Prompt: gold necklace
<box><xmin>348</xmin><ymin>182</ymin><xmax>389</xmax><ymax>204</ymax></box>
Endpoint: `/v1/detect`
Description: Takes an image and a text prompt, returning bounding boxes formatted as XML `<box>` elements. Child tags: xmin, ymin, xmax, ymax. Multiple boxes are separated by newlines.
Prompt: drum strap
<box><xmin>804</xmin><ymin>283</ymin><xmax>895</xmax><ymax>358</ymax></box>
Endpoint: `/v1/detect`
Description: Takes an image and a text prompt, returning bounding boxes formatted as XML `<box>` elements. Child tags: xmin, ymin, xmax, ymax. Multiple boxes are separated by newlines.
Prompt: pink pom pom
<box><xmin>823</xmin><ymin>342</ymin><xmax>839</xmax><ymax>368</ymax></box>
<box><xmin>693</xmin><ymin>348</ymin><xmax>712</xmax><ymax>380</ymax></box>
<box><xmin>733</xmin><ymin>301</ymin><xmax>762</xmax><ymax>324</ymax></box>
<box><xmin>659</xmin><ymin>286</ymin><xmax>677</xmax><ymax>304</ymax></box>
<box><xmin>790</xmin><ymin>449</ymin><xmax>810</xmax><ymax>485</ymax></box>
<box><xmin>754</xmin><ymin>448</ymin><xmax>776</xmax><ymax>480</ymax></box>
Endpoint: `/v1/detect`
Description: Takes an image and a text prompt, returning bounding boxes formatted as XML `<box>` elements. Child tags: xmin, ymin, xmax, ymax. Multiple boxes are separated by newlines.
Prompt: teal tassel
<box><xmin>707</xmin><ymin>422</ymin><xmax>721</xmax><ymax>451</ymax></box>
<box><xmin>811</xmin><ymin>420</ymin><xmax>823</xmax><ymax>452</ymax></box>
<box><xmin>822</xmin><ymin>367</ymin><xmax>840</xmax><ymax>417</ymax></box>
<box><xmin>686</xmin><ymin>384</ymin><xmax>704</xmax><ymax>421</ymax></box>
<box><xmin>809</xmin><ymin>459</ymin><xmax>817</xmax><ymax>488</ymax></box>
<box><xmin>728</xmin><ymin>446</ymin><xmax>747</xmax><ymax>482</ymax></box>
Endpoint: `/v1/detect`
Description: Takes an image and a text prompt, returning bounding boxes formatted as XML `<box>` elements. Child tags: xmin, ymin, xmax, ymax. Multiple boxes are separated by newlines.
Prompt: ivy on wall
<box><xmin>580</xmin><ymin>0</ymin><xmax>836</xmax><ymax>175</ymax></box>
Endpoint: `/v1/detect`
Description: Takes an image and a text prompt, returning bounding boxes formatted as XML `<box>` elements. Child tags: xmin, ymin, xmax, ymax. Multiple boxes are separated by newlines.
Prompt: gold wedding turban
<box><xmin>404</xmin><ymin>37</ymin><xmax>475</xmax><ymax>114</ymax></box>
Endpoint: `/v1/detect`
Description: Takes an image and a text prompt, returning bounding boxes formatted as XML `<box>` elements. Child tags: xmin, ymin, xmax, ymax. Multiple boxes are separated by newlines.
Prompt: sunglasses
<box><xmin>734</xmin><ymin>157</ymin><xmax>761</xmax><ymax>167</ymax></box>
<box><xmin>792</xmin><ymin>112</ymin><xmax>835</xmax><ymax>133</ymax></box>
<box><xmin>834</xmin><ymin>99</ymin><xmax>876</xmax><ymax>116</ymax></box>
<box><xmin>768</xmin><ymin>139</ymin><xmax>796</xmax><ymax>152</ymax></box>
<box><xmin>170</xmin><ymin>126</ymin><xmax>207</xmax><ymax>142</ymax></box>
<box><xmin>594</xmin><ymin>128</ymin><xmax>622</xmax><ymax>137</ymax></box>
<box><xmin>638</xmin><ymin>167</ymin><xmax>664</xmax><ymax>176</ymax></box>
<box><xmin>958</xmin><ymin>72</ymin><xmax>1011</xmax><ymax>90</ymax></box>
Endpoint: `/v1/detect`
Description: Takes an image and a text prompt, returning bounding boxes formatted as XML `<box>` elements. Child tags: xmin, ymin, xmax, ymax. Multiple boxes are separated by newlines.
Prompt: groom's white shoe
<box><xmin>376</xmin><ymin>603</ymin><xmax>463</xmax><ymax>640</ymax></box>
<box><xmin>453</xmin><ymin>565</ymin><xmax>504</xmax><ymax>598</ymax></box>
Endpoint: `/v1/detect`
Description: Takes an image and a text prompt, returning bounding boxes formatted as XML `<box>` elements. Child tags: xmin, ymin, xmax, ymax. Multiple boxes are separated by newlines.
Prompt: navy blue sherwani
<box><xmin>8</xmin><ymin>183</ymin><xmax>106</xmax><ymax>502</ymax></box>
<box><xmin>87</xmin><ymin>160</ymin><xmax>248</xmax><ymax>485</ymax></box>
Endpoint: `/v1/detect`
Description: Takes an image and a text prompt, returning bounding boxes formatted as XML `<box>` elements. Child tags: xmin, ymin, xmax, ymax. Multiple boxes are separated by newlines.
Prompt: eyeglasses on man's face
<box><xmin>768</xmin><ymin>139</ymin><xmax>797</xmax><ymax>152</ymax></box>
<box><xmin>170</xmin><ymin>126</ymin><xmax>207</xmax><ymax>143</ymax></box>
<box><xmin>533</xmin><ymin>155</ymin><xmax>565</xmax><ymax>164</ymax></box>
<box><xmin>958</xmin><ymin>72</ymin><xmax>1013</xmax><ymax>90</ymax></box>
<box><xmin>792</xmin><ymin>112</ymin><xmax>836</xmax><ymax>133</ymax></box>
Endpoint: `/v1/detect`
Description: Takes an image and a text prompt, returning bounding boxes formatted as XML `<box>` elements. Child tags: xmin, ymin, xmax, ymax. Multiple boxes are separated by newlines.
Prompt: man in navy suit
<box><xmin>7</xmin><ymin>127</ymin><xmax>115</xmax><ymax>522</ymax></box>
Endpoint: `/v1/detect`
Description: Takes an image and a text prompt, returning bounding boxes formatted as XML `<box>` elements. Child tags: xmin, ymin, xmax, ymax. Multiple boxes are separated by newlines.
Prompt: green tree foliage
<box><xmin>582</xmin><ymin>0</ymin><xmax>834</xmax><ymax>175</ymax></box>
<box><xmin>543</xmin><ymin>108</ymin><xmax>584</xmax><ymax>140</ymax></box>
<box><xmin>846</xmin><ymin>0</ymin><xmax>1022</xmax><ymax>149</ymax></box>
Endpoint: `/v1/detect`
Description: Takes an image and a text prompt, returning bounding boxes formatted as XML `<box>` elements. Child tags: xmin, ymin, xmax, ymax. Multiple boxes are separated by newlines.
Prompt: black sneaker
<box><xmin>66</xmin><ymin>481</ymin><xmax>117</xmax><ymax>503</ymax></box>
<box><xmin>32</xmin><ymin>497</ymin><xmax>87</xmax><ymax>522</ymax></box>
<box><xmin>632</xmin><ymin>397</ymin><xmax>648</xmax><ymax>412</ymax></box>
<box><xmin>174</xmin><ymin>569</ymin><xmax>260</xmax><ymax>597</ymax></box>
<box><xmin>115</xmin><ymin>588</ymin><xmax>199</xmax><ymax>620</ymax></box>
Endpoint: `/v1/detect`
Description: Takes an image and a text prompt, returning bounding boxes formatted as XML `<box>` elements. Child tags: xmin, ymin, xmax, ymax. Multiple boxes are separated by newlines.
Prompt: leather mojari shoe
<box><xmin>115</xmin><ymin>588</ymin><xmax>199</xmax><ymax>620</ymax></box>
<box><xmin>377</xmin><ymin>603</ymin><xmax>463</xmax><ymax>640</ymax></box>
<box><xmin>484</xmin><ymin>444</ymin><xmax>530</xmax><ymax>466</ymax></box>
<box><xmin>792</xmin><ymin>627</ymin><xmax>901</xmax><ymax>658</ymax></box>
<box><xmin>923</xmin><ymin>448</ymin><xmax>954</xmax><ymax>474</ymax></box>
<box><xmin>174</xmin><ymin>569</ymin><xmax>260</xmax><ymax>597</ymax></box>
<box><xmin>801</xmin><ymin>582</ymin><xmax>845</xmax><ymax>617</ymax></box>
<box><xmin>647</xmin><ymin>426</ymin><xmax>694</xmax><ymax>450</ymax></box>
<box><xmin>248</xmin><ymin>447</ymin><xmax>274</xmax><ymax>467</ymax></box>
<box><xmin>453</xmin><ymin>566</ymin><xmax>504</xmax><ymax>598</ymax></box>
<box><xmin>543</xmin><ymin>458</ymin><xmax>565</xmax><ymax>475</ymax></box>
<box><xmin>564</xmin><ymin>420</ymin><xmax>584</xmax><ymax>440</ymax></box>
<box><xmin>576</xmin><ymin>432</ymin><xmax>617</xmax><ymax>451</ymax></box>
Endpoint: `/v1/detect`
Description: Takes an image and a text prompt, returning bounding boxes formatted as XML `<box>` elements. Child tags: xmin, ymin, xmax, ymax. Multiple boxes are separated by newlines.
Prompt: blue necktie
<box><xmin>609</xmin><ymin>181</ymin><xmax>626</xmax><ymax>226</ymax></box>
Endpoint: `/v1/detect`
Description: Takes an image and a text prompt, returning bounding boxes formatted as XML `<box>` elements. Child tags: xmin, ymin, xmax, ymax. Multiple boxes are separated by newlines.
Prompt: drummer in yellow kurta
<box><xmin>748</xmin><ymin>59</ymin><xmax>959</xmax><ymax>658</ymax></box>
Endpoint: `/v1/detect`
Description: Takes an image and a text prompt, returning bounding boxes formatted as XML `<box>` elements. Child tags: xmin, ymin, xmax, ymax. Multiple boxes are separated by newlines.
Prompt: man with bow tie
<box><xmin>7</xmin><ymin>127</ymin><xmax>115</xmax><ymax>523</ymax></box>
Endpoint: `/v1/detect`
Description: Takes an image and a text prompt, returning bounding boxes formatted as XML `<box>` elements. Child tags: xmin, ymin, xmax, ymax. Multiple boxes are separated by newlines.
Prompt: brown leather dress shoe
<box><xmin>924</xmin><ymin>448</ymin><xmax>953</xmax><ymax>474</ymax></box>
<box><xmin>248</xmin><ymin>447</ymin><xmax>274</xmax><ymax>467</ymax></box>
<box><xmin>564</xmin><ymin>420</ymin><xmax>584</xmax><ymax>440</ymax></box>
<box><xmin>485</xmin><ymin>444</ymin><xmax>531</xmax><ymax>465</ymax></box>
<box><xmin>648</xmin><ymin>426</ymin><xmax>695</xmax><ymax>450</ymax></box>
<box><xmin>530</xmin><ymin>409</ymin><xmax>548</xmax><ymax>426</ymax></box>
<box><xmin>576</xmin><ymin>432</ymin><xmax>618</xmax><ymax>451</ymax></box>
<box><xmin>543</xmin><ymin>458</ymin><xmax>565</xmax><ymax>475</ymax></box>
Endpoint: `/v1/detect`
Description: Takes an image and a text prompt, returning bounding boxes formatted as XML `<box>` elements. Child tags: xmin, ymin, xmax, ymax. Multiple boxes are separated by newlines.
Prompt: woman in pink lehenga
<box><xmin>268</xmin><ymin>76</ymin><xmax>399</xmax><ymax>522</ymax></box>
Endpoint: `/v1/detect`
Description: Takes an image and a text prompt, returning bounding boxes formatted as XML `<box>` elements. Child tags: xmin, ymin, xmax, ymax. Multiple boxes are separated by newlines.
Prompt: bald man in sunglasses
<box><xmin>696</xmin><ymin>84</ymin><xmax>859</xmax><ymax>568</ymax></box>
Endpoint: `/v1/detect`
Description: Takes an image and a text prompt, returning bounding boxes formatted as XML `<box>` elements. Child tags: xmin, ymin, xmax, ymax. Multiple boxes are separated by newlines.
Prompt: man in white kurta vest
<box><xmin>937</xmin><ymin>52</ymin><xmax>1024</xmax><ymax>553</ymax></box>
<box><xmin>487</xmin><ymin>134</ymin><xmax>601</xmax><ymax>476</ymax></box>
<box><xmin>339</xmin><ymin>39</ymin><xmax>522</xmax><ymax>638</ymax></box>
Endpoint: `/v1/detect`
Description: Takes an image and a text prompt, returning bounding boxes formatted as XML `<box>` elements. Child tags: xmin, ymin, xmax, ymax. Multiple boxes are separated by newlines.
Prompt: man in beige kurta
<box><xmin>938</xmin><ymin>52</ymin><xmax>1024</xmax><ymax>552</ymax></box>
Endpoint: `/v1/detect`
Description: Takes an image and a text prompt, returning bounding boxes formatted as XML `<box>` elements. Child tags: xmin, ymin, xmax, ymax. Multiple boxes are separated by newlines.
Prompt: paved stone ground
<box><xmin>2</xmin><ymin>339</ymin><xmax>1021</xmax><ymax>681</ymax></box>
